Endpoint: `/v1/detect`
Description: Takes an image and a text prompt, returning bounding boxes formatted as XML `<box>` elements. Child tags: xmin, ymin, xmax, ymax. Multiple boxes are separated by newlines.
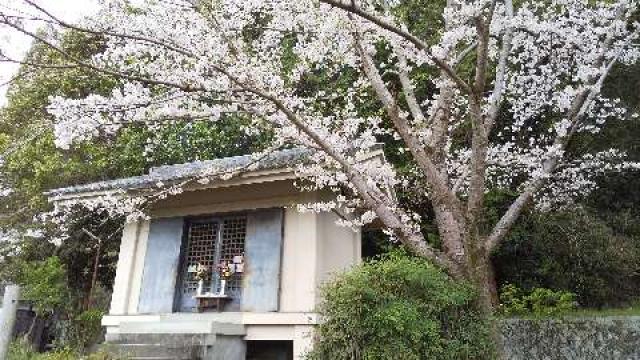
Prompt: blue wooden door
<box><xmin>242</xmin><ymin>208</ymin><xmax>284</xmax><ymax>312</ymax></box>
<box><xmin>137</xmin><ymin>217</ymin><xmax>184</xmax><ymax>314</ymax></box>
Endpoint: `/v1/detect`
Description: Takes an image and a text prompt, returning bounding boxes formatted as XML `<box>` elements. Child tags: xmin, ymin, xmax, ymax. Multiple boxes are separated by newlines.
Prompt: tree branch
<box><xmin>464</xmin><ymin>5</ymin><xmax>496</xmax><ymax>234</ymax></box>
<box><xmin>485</xmin><ymin>4</ymin><xmax>631</xmax><ymax>251</ymax></box>
<box><xmin>209</xmin><ymin>59</ymin><xmax>462</xmax><ymax>274</ymax></box>
<box><xmin>395</xmin><ymin>47</ymin><xmax>426</xmax><ymax>124</ymax></box>
<box><xmin>354</xmin><ymin>34</ymin><xmax>469</xmax><ymax>267</ymax></box>
<box><xmin>320</xmin><ymin>0</ymin><xmax>473</xmax><ymax>94</ymax></box>
<box><xmin>453</xmin><ymin>41</ymin><xmax>478</xmax><ymax>67</ymax></box>
<box><xmin>485</xmin><ymin>0</ymin><xmax>514</xmax><ymax>132</ymax></box>
<box><xmin>0</xmin><ymin>17</ymin><xmax>204</xmax><ymax>93</ymax></box>
<box><xmin>357</xmin><ymin>35</ymin><xmax>463</xmax><ymax>214</ymax></box>
<box><xmin>486</xmin><ymin>57</ymin><xmax>618</xmax><ymax>252</ymax></box>
<box><xmin>19</xmin><ymin>0</ymin><xmax>196</xmax><ymax>58</ymax></box>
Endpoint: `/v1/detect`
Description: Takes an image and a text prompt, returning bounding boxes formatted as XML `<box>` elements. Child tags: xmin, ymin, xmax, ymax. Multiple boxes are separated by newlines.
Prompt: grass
<box><xmin>8</xmin><ymin>340</ymin><xmax>124</xmax><ymax>360</ymax></box>
<box><xmin>499</xmin><ymin>303</ymin><xmax>640</xmax><ymax>320</ymax></box>
<box><xmin>557</xmin><ymin>305</ymin><xmax>640</xmax><ymax>318</ymax></box>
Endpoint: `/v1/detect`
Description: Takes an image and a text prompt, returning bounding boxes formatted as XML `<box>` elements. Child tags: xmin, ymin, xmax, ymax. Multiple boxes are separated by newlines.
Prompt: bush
<box><xmin>493</xmin><ymin>208</ymin><xmax>640</xmax><ymax>308</ymax></box>
<box><xmin>15</xmin><ymin>257</ymin><xmax>70</xmax><ymax>316</ymax></box>
<box><xmin>499</xmin><ymin>284</ymin><xmax>576</xmax><ymax>316</ymax></box>
<box><xmin>61</xmin><ymin>309</ymin><xmax>106</xmax><ymax>352</ymax></box>
<box><xmin>307</xmin><ymin>252</ymin><xmax>494</xmax><ymax>360</ymax></box>
<box><xmin>8</xmin><ymin>340</ymin><xmax>75</xmax><ymax>360</ymax></box>
<box><xmin>8</xmin><ymin>340</ymin><xmax>121</xmax><ymax>360</ymax></box>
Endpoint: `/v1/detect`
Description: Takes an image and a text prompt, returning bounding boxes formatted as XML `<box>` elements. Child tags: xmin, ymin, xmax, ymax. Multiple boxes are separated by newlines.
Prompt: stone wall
<box><xmin>499</xmin><ymin>316</ymin><xmax>640</xmax><ymax>360</ymax></box>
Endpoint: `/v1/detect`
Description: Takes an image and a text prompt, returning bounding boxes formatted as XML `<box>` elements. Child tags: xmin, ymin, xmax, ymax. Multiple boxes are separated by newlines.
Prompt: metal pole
<box><xmin>0</xmin><ymin>285</ymin><xmax>20</xmax><ymax>359</ymax></box>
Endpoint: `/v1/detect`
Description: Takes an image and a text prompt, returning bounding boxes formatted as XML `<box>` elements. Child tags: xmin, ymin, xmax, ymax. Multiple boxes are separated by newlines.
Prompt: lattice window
<box><xmin>214</xmin><ymin>217</ymin><xmax>247</xmax><ymax>298</ymax></box>
<box><xmin>182</xmin><ymin>221</ymin><xmax>219</xmax><ymax>295</ymax></box>
<box><xmin>181</xmin><ymin>216</ymin><xmax>247</xmax><ymax>301</ymax></box>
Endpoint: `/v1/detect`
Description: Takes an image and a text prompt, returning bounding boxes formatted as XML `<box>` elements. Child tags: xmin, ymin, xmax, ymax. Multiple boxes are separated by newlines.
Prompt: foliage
<box><xmin>7</xmin><ymin>340</ymin><xmax>74</xmax><ymax>360</ymax></box>
<box><xmin>14</xmin><ymin>257</ymin><xmax>70</xmax><ymax>316</ymax></box>
<box><xmin>493</xmin><ymin>208</ymin><xmax>640</xmax><ymax>308</ymax></box>
<box><xmin>61</xmin><ymin>309</ymin><xmax>106</xmax><ymax>352</ymax></box>
<box><xmin>498</xmin><ymin>284</ymin><xmax>576</xmax><ymax>317</ymax></box>
<box><xmin>0</xmin><ymin>23</ymin><xmax>270</xmax><ymax>341</ymax></box>
<box><xmin>7</xmin><ymin>340</ymin><xmax>123</xmax><ymax>360</ymax></box>
<box><xmin>553</xmin><ymin>302</ymin><xmax>640</xmax><ymax>317</ymax></box>
<box><xmin>1</xmin><ymin>0</ymin><xmax>634</xmax><ymax>318</ymax></box>
<box><xmin>0</xmin><ymin>32</ymin><xmax>268</xmax><ymax>230</ymax></box>
<box><xmin>307</xmin><ymin>252</ymin><xmax>494</xmax><ymax>360</ymax></box>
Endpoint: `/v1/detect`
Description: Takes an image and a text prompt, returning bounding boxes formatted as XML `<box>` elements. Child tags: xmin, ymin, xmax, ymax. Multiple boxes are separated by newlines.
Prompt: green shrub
<box><xmin>8</xmin><ymin>340</ymin><xmax>123</xmax><ymax>360</ymax></box>
<box><xmin>498</xmin><ymin>284</ymin><xmax>528</xmax><ymax>316</ymax></box>
<box><xmin>8</xmin><ymin>340</ymin><xmax>75</xmax><ymax>360</ymax></box>
<box><xmin>528</xmin><ymin>288</ymin><xmax>576</xmax><ymax>316</ymax></box>
<box><xmin>499</xmin><ymin>284</ymin><xmax>576</xmax><ymax>316</ymax></box>
<box><xmin>62</xmin><ymin>309</ymin><xmax>106</xmax><ymax>352</ymax></box>
<box><xmin>307</xmin><ymin>252</ymin><xmax>494</xmax><ymax>360</ymax></box>
<box><xmin>493</xmin><ymin>208</ymin><xmax>640</xmax><ymax>308</ymax></box>
<box><xmin>8</xmin><ymin>339</ymin><xmax>40</xmax><ymax>360</ymax></box>
<box><xmin>15</xmin><ymin>257</ymin><xmax>70</xmax><ymax>316</ymax></box>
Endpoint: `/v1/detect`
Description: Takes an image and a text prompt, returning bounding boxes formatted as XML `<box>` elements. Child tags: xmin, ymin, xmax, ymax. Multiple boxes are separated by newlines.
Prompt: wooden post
<box><xmin>0</xmin><ymin>285</ymin><xmax>21</xmax><ymax>358</ymax></box>
<box><xmin>82</xmin><ymin>228</ymin><xmax>103</xmax><ymax>309</ymax></box>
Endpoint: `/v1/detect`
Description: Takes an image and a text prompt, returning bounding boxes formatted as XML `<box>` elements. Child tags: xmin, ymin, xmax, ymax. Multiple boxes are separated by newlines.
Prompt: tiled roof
<box><xmin>46</xmin><ymin>148</ymin><xmax>310</xmax><ymax>197</ymax></box>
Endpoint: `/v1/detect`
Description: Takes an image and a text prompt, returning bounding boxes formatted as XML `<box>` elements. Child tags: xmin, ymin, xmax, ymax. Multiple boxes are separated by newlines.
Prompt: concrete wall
<box><xmin>500</xmin><ymin>316</ymin><xmax>640</xmax><ymax>360</ymax></box>
<box><xmin>280</xmin><ymin>208</ymin><xmax>318</xmax><ymax>312</ymax></box>
<box><xmin>109</xmin><ymin>220</ymin><xmax>150</xmax><ymax>315</ymax></box>
<box><xmin>316</xmin><ymin>211</ymin><xmax>361</xmax><ymax>300</ymax></box>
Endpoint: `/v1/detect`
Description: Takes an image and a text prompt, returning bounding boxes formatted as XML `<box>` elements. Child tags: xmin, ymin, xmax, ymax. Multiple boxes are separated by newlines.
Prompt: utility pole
<box><xmin>0</xmin><ymin>285</ymin><xmax>20</xmax><ymax>359</ymax></box>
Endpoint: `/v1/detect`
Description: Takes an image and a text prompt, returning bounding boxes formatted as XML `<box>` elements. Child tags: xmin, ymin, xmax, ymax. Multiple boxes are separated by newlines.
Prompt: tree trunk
<box><xmin>468</xmin><ymin>253</ymin><xmax>503</xmax><ymax>358</ymax></box>
<box><xmin>475</xmin><ymin>255</ymin><xmax>499</xmax><ymax>313</ymax></box>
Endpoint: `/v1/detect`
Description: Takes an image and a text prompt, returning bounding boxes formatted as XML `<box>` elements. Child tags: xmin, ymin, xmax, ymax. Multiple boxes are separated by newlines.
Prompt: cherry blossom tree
<box><xmin>1</xmin><ymin>0</ymin><xmax>639</xmax><ymax>312</ymax></box>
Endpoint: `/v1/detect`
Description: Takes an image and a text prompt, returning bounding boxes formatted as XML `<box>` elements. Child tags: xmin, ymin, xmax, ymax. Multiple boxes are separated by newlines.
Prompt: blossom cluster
<box><xmin>9</xmin><ymin>0</ymin><xmax>636</xmax><ymax>230</ymax></box>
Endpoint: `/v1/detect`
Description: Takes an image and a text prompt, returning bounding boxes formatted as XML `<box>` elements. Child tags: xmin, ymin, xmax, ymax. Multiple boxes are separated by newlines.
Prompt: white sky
<box><xmin>0</xmin><ymin>0</ymin><xmax>99</xmax><ymax>106</ymax></box>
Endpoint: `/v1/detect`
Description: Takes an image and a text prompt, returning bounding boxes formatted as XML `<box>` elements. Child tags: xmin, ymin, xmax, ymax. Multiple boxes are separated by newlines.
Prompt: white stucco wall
<box><xmin>109</xmin><ymin>220</ymin><xmax>150</xmax><ymax>315</ymax></box>
<box><xmin>280</xmin><ymin>207</ymin><xmax>319</xmax><ymax>312</ymax></box>
<box><xmin>317</xmin><ymin>211</ymin><xmax>361</xmax><ymax>292</ymax></box>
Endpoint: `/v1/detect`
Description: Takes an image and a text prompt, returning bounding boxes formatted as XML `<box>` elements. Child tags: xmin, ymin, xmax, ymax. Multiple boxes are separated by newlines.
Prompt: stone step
<box><xmin>107</xmin><ymin>333</ymin><xmax>214</xmax><ymax>347</ymax></box>
<box><xmin>106</xmin><ymin>344</ymin><xmax>201</xmax><ymax>360</ymax></box>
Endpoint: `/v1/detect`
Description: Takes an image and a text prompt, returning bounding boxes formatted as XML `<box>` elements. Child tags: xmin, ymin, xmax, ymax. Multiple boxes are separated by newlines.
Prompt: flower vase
<box><xmin>219</xmin><ymin>279</ymin><xmax>227</xmax><ymax>296</ymax></box>
<box><xmin>196</xmin><ymin>279</ymin><xmax>204</xmax><ymax>296</ymax></box>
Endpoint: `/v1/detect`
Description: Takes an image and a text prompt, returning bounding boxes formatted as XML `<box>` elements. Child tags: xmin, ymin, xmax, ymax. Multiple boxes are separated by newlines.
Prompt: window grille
<box><xmin>215</xmin><ymin>217</ymin><xmax>247</xmax><ymax>298</ymax></box>
<box><xmin>182</xmin><ymin>221</ymin><xmax>219</xmax><ymax>295</ymax></box>
<box><xmin>181</xmin><ymin>216</ymin><xmax>247</xmax><ymax>301</ymax></box>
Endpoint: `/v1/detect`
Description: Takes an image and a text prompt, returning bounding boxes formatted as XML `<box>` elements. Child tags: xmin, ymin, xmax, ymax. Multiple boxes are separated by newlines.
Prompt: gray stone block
<box><xmin>499</xmin><ymin>316</ymin><xmax>640</xmax><ymax>360</ymax></box>
<box><xmin>204</xmin><ymin>335</ymin><xmax>246</xmax><ymax>360</ymax></box>
<box><xmin>111</xmin><ymin>344</ymin><xmax>200</xmax><ymax>359</ymax></box>
<box><xmin>103</xmin><ymin>332</ymin><xmax>246</xmax><ymax>360</ymax></box>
